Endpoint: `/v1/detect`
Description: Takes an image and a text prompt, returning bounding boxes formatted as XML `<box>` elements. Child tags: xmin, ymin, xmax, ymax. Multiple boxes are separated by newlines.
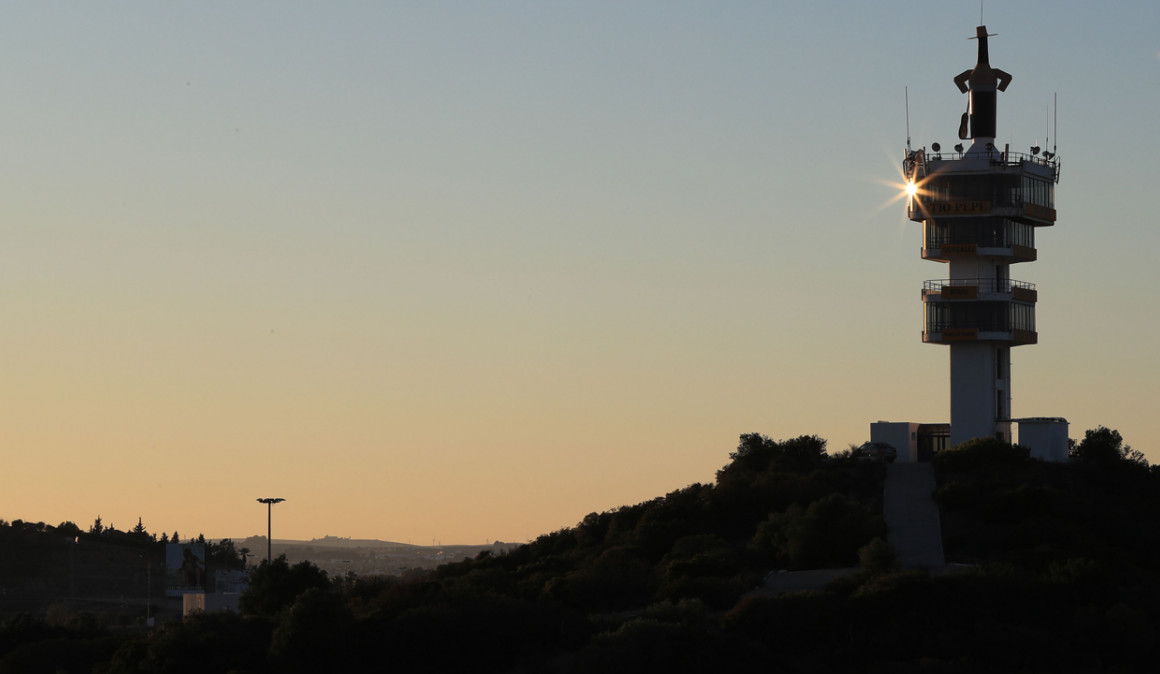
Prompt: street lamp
<box><xmin>256</xmin><ymin>498</ymin><xmax>285</xmax><ymax>564</ymax></box>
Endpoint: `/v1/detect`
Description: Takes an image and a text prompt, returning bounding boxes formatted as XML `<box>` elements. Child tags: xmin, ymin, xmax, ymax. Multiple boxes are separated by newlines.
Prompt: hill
<box><xmin>3</xmin><ymin>432</ymin><xmax>1160</xmax><ymax>673</ymax></box>
<box><xmin>235</xmin><ymin>535</ymin><xmax>512</xmax><ymax>579</ymax></box>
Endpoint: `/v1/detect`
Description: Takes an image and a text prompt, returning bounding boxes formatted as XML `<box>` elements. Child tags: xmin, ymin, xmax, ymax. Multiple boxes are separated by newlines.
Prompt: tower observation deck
<box><xmin>903</xmin><ymin>26</ymin><xmax>1060</xmax><ymax>448</ymax></box>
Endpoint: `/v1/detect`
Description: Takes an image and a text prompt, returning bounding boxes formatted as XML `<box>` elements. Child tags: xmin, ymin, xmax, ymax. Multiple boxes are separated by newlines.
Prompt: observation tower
<box><xmin>903</xmin><ymin>26</ymin><xmax>1060</xmax><ymax>448</ymax></box>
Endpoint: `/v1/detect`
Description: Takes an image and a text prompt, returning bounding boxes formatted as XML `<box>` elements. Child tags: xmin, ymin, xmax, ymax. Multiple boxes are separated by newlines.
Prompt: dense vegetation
<box><xmin>3</xmin><ymin>430</ymin><xmax>1159</xmax><ymax>673</ymax></box>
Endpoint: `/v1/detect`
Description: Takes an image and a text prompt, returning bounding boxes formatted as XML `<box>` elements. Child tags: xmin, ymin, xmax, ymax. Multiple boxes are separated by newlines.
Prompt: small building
<box><xmin>871</xmin><ymin>422</ymin><xmax>950</xmax><ymax>463</ymax></box>
<box><xmin>1015</xmin><ymin>417</ymin><xmax>1069</xmax><ymax>462</ymax></box>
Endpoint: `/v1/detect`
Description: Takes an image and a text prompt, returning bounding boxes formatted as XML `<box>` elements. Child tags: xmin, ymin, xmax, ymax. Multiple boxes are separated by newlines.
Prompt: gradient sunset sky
<box><xmin>3</xmin><ymin>1</ymin><xmax>1158</xmax><ymax>545</ymax></box>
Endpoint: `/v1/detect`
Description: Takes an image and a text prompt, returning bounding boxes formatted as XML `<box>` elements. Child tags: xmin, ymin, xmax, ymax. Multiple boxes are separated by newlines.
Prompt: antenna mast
<box><xmin>1045</xmin><ymin>104</ymin><xmax>1049</xmax><ymax>150</ymax></box>
<box><xmin>1053</xmin><ymin>92</ymin><xmax>1058</xmax><ymax>156</ymax></box>
<box><xmin>905</xmin><ymin>86</ymin><xmax>911</xmax><ymax>151</ymax></box>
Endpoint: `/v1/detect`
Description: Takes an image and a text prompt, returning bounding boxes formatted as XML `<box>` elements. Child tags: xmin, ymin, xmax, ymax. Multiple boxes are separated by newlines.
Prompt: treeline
<box><xmin>0</xmin><ymin>518</ymin><xmax>249</xmax><ymax>620</ymax></box>
<box><xmin>3</xmin><ymin>430</ymin><xmax>1159</xmax><ymax>672</ymax></box>
<box><xmin>0</xmin><ymin>517</ymin><xmax>249</xmax><ymax>571</ymax></box>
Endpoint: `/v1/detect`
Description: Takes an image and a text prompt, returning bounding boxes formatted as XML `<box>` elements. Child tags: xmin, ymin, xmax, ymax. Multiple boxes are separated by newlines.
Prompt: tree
<box><xmin>103</xmin><ymin>610</ymin><xmax>273</xmax><ymax>674</ymax></box>
<box><xmin>240</xmin><ymin>555</ymin><xmax>331</xmax><ymax>616</ymax></box>
<box><xmin>207</xmin><ymin>538</ymin><xmax>245</xmax><ymax>570</ymax></box>
<box><xmin>56</xmin><ymin>521</ymin><xmax>82</xmax><ymax>538</ymax></box>
<box><xmin>717</xmin><ymin>433</ymin><xmax>828</xmax><ymax>483</ymax></box>
<box><xmin>753</xmin><ymin>494</ymin><xmax>884</xmax><ymax>569</ymax></box>
<box><xmin>858</xmin><ymin>537</ymin><xmax>899</xmax><ymax>576</ymax></box>
<box><xmin>934</xmin><ymin>436</ymin><xmax>1029</xmax><ymax>471</ymax></box>
<box><xmin>269</xmin><ymin>588</ymin><xmax>355</xmax><ymax>673</ymax></box>
<box><xmin>1071</xmin><ymin>426</ymin><xmax>1147</xmax><ymax>466</ymax></box>
<box><xmin>131</xmin><ymin>517</ymin><xmax>148</xmax><ymax>540</ymax></box>
<box><xmin>89</xmin><ymin>516</ymin><xmax>104</xmax><ymax>535</ymax></box>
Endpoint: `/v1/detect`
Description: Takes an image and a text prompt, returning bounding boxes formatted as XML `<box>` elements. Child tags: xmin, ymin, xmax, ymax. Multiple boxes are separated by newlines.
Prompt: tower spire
<box><xmin>953</xmin><ymin>26</ymin><xmax>1011</xmax><ymax>144</ymax></box>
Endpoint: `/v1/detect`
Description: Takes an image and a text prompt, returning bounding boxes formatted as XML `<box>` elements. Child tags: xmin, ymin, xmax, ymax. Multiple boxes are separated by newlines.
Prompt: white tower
<box><xmin>903</xmin><ymin>26</ymin><xmax>1059</xmax><ymax>448</ymax></box>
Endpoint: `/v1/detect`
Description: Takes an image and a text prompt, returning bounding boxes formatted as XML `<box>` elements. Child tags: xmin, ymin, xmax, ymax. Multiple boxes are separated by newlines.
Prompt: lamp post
<box><xmin>256</xmin><ymin>498</ymin><xmax>285</xmax><ymax>564</ymax></box>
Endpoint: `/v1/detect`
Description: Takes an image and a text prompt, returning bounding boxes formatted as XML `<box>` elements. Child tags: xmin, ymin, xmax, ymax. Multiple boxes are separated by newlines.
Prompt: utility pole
<box><xmin>255</xmin><ymin>498</ymin><xmax>285</xmax><ymax>564</ymax></box>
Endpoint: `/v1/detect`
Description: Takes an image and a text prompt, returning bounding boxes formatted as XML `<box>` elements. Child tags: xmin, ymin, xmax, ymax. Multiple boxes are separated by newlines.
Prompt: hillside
<box><xmin>3</xmin><ymin>433</ymin><xmax>1160</xmax><ymax>673</ymax></box>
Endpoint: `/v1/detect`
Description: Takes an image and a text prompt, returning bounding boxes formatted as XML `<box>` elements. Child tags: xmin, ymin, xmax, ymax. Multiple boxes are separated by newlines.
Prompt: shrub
<box><xmin>753</xmin><ymin>495</ymin><xmax>885</xmax><ymax>570</ymax></box>
<box><xmin>934</xmin><ymin>437</ymin><xmax>1029</xmax><ymax>472</ymax></box>
<box><xmin>858</xmin><ymin>537</ymin><xmax>899</xmax><ymax>576</ymax></box>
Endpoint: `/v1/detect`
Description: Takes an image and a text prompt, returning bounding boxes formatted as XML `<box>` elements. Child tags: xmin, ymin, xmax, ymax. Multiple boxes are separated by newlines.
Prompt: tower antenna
<box><xmin>905</xmin><ymin>86</ymin><xmax>912</xmax><ymax>152</ymax></box>
<box><xmin>1053</xmin><ymin>92</ymin><xmax>1058</xmax><ymax>156</ymax></box>
<box><xmin>1045</xmin><ymin>103</ymin><xmax>1050</xmax><ymax>151</ymax></box>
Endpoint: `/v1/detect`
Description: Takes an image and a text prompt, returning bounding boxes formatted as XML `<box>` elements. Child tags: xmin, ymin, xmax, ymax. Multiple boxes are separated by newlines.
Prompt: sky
<box><xmin>3</xmin><ymin>1</ymin><xmax>1158</xmax><ymax>546</ymax></box>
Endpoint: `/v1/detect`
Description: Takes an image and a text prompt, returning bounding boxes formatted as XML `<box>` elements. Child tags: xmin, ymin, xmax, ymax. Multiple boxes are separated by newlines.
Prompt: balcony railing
<box><xmin>923</xmin><ymin>278</ymin><xmax>1035</xmax><ymax>294</ymax></box>
<box><xmin>927</xmin><ymin>149</ymin><xmax>1060</xmax><ymax>179</ymax></box>
<box><xmin>923</xmin><ymin>328</ymin><xmax>1038</xmax><ymax>345</ymax></box>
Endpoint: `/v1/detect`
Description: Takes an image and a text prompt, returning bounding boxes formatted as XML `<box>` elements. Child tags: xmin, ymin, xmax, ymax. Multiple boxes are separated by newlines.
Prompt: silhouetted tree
<box><xmin>206</xmin><ymin>538</ymin><xmax>245</xmax><ymax>570</ymax></box>
<box><xmin>240</xmin><ymin>555</ymin><xmax>330</xmax><ymax>616</ymax></box>
<box><xmin>933</xmin><ymin>436</ymin><xmax>1029</xmax><ymax>471</ymax></box>
<box><xmin>717</xmin><ymin>433</ymin><xmax>828</xmax><ymax>483</ymax></box>
<box><xmin>269</xmin><ymin>588</ymin><xmax>355</xmax><ymax>673</ymax></box>
<box><xmin>102</xmin><ymin>610</ymin><xmax>273</xmax><ymax>674</ymax></box>
<box><xmin>1071</xmin><ymin>426</ymin><xmax>1147</xmax><ymax>466</ymax></box>
<box><xmin>55</xmin><ymin>521</ymin><xmax>82</xmax><ymax>538</ymax></box>
<box><xmin>753</xmin><ymin>494</ymin><xmax>884</xmax><ymax>569</ymax></box>
<box><xmin>858</xmin><ymin>537</ymin><xmax>899</xmax><ymax>576</ymax></box>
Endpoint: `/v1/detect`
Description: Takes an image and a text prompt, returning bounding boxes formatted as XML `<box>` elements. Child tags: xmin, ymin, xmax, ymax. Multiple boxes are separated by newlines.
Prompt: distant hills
<box><xmin>231</xmin><ymin>535</ymin><xmax>513</xmax><ymax>578</ymax></box>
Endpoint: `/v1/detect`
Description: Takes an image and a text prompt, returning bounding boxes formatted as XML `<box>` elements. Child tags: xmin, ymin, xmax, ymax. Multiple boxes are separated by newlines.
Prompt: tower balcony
<box><xmin>922</xmin><ymin>242</ymin><xmax>1037</xmax><ymax>262</ymax></box>
<box><xmin>905</xmin><ymin>154</ymin><xmax>1059</xmax><ymax>226</ymax></box>
<box><xmin>921</xmin><ymin>218</ymin><xmax>1037</xmax><ymax>262</ymax></box>
<box><xmin>909</xmin><ymin>198</ymin><xmax>1056</xmax><ymax>226</ymax></box>
<box><xmin>922</xmin><ymin>280</ymin><xmax>1037</xmax><ymax>345</ymax></box>
<box><xmin>921</xmin><ymin>278</ymin><xmax>1037</xmax><ymax>303</ymax></box>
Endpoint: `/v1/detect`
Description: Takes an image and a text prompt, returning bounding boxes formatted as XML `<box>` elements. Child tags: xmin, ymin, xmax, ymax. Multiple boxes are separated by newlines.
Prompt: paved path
<box><xmin>884</xmin><ymin>462</ymin><xmax>945</xmax><ymax>570</ymax></box>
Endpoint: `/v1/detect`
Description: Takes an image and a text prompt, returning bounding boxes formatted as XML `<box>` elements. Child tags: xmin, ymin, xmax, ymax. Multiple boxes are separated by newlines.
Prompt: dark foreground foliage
<box><xmin>3</xmin><ymin>431</ymin><xmax>1159</xmax><ymax>673</ymax></box>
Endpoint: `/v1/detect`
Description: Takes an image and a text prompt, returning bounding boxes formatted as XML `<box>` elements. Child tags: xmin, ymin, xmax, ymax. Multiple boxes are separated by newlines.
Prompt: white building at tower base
<box><xmin>870</xmin><ymin>418</ymin><xmax>1068</xmax><ymax>463</ymax></box>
